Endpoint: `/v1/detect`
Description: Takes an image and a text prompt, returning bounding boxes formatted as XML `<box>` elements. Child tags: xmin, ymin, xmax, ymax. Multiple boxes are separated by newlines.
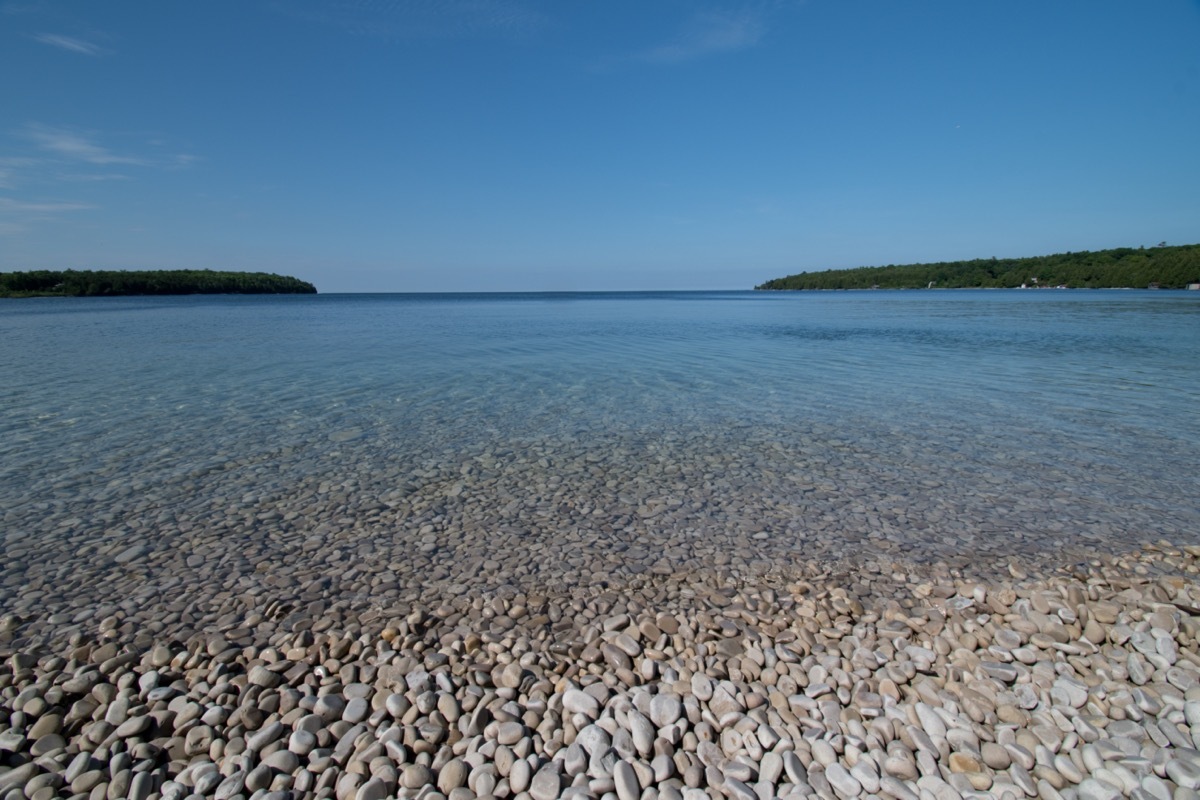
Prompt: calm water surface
<box><xmin>3</xmin><ymin>290</ymin><xmax>1199</xmax><ymax>584</ymax></box>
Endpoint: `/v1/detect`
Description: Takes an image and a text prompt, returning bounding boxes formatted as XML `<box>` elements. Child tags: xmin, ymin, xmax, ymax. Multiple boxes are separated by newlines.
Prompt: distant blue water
<box><xmin>3</xmin><ymin>290</ymin><xmax>1199</xmax><ymax>571</ymax></box>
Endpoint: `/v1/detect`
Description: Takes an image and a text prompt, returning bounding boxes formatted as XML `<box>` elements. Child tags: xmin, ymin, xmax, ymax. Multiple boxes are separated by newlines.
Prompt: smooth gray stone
<box><xmin>128</xmin><ymin>771</ymin><xmax>154</xmax><ymax>800</ymax></box>
<box><xmin>147</xmin><ymin>686</ymin><xmax>176</xmax><ymax>702</ymax></box>
<box><xmin>563</xmin><ymin>690</ymin><xmax>601</xmax><ymax>719</ymax></box>
<box><xmin>0</xmin><ymin>732</ymin><xmax>28</xmax><ymax>754</ymax></box>
<box><xmin>1133</xmin><ymin>688</ymin><xmax>1164</xmax><ymax>715</ymax></box>
<box><xmin>563</xmin><ymin>745</ymin><xmax>587</xmax><ymax>777</ymax></box>
<box><xmin>28</xmin><ymin>713</ymin><xmax>63</xmax><ymax>739</ymax></box>
<box><xmin>1167</xmin><ymin>759</ymin><xmax>1200</xmax><ymax>790</ymax></box>
<box><xmin>385</xmin><ymin>694</ymin><xmax>409</xmax><ymax>719</ymax></box>
<box><xmin>355</xmin><ymin>777</ymin><xmax>389</xmax><ymax>800</ymax></box>
<box><xmin>114</xmin><ymin>544</ymin><xmax>147</xmax><ymax>564</ymax></box>
<box><xmin>1128</xmin><ymin>656</ymin><xmax>1151</xmax><ymax>685</ymax></box>
<box><xmin>651</xmin><ymin>754</ymin><xmax>676</xmax><ymax>782</ymax></box>
<box><xmin>194</xmin><ymin>770</ymin><xmax>223</xmax><ymax>795</ymax></box>
<box><xmin>601</xmin><ymin>643</ymin><xmax>632</xmax><ymax>671</ymax></box>
<box><xmin>629</xmin><ymin>710</ymin><xmax>656</xmax><ymax>756</ymax></box>
<box><xmin>709</xmin><ymin>687</ymin><xmax>744</xmax><ymax>718</ymax></box>
<box><xmin>26</xmin><ymin>732</ymin><xmax>64</xmax><ymax>758</ymax></box>
<box><xmin>1160</xmin><ymin>719</ymin><xmax>1194</xmax><ymax>749</ymax></box>
<box><xmin>496</xmin><ymin>721</ymin><xmax>525</xmax><ymax>746</ymax></box>
<box><xmin>244</xmin><ymin>763</ymin><xmax>273</xmax><ymax>793</ymax></box>
<box><xmin>914</xmin><ymin>703</ymin><xmax>946</xmax><ymax>739</ymax></box>
<box><xmin>825</xmin><ymin>763</ymin><xmax>863</xmax><ymax>798</ymax></box>
<box><xmin>759</xmin><ymin>752</ymin><xmax>783</xmax><ymax>786</ymax></box>
<box><xmin>782</xmin><ymin>751</ymin><xmax>807</xmax><ymax>786</ymax></box>
<box><xmin>262</xmin><ymin>750</ymin><xmax>300</xmax><ymax>773</ymax></box>
<box><xmin>159</xmin><ymin>780</ymin><xmax>187</xmax><ymax>800</ymax></box>
<box><xmin>247</xmin><ymin>666</ymin><xmax>281</xmax><ymax>688</ymax></box>
<box><xmin>0</xmin><ymin>763</ymin><xmax>40</xmax><ymax>795</ymax></box>
<box><xmin>879</xmin><ymin>776</ymin><xmax>919</xmax><ymax>800</ymax></box>
<box><xmin>1051</xmin><ymin>678</ymin><xmax>1089</xmax><ymax>709</ymax></box>
<box><xmin>981</xmin><ymin>662</ymin><xmax>1019</xmax><ymax>682</ymax></box>
<box><xmin>1055</xmin><ymin>754</ymin><xmax>1084</xmax><ymax>784</ymax></box>
<box><xmin>1176</xmin><ymin>748</ymin><xmax>1200</xmax><ymax>770</ymax></box>
<box><xmin>529</xmin><ymin>765</ymin><xmax>562</xmax><ymax>800</ymax></box>
<box><xmin>343</xmin><ymin>697</ymin><xmax>370</xmax><ymax>723</ymax></box>
<box><xmin>1140</xmin><ymin>775</ymin><xmax>1172</xmax><ymax>800</ymax></box>
<box><xmin>509</xmin><ymin>759</ymin><xmax>532</xmax><ymax>794</ymax></box>
<box><xmin>724</xmin><ymin>761</ymin><xmax>755</xmax><ymax>783</ymax></box>
<box><xmin>807</xmin><ymin>764</ymin><xmax>833</xmax><ymax>798</ymax></box>
<box><xmin>610</xmin><ymin>727</ymin><xmax>635</xmax><ymax>761</ymax></box>
<box><xmin>114</xmin><ymin>715</ymin><xmax>152</xmax><ymax>738</ymax></box>
<box><xmin>589</xmin><ymin>745</ymin><xmax>618</xmax><ymax>779</ymax></box>
<box><xmin>614</xmin><ymin>761</ymin><xmax>640</xmax><ymax>800</ymax></box>
<box><xmin>1077</xmin><ymin>778</ymin><xmax>1122</xmax><ymax>800</ymax></box>
<box><xmin>575</xmin><ymin>725</ymin><xmax>611</xmax><ymax>756</ymax></box>
<box><xmin>650</xmin><ymin>694</ymin><xmax>683</xmax><ymax>728</ymax></box>
<box><xmin>850</xmin><ymin>759</ymin><xmax>880</xmax><ymax>794</ymax></box>
<box><xmin>313</xmin><ymin>695</ymin><xmax>346</xmax><ymax>722</ymax></box>
<box><xmin>64</xmin><ymin>752</ymin><xmax>94</xmax><ymax>784</ymax></box>
<box><xmin>333</xmin><ymin>724</ymin><xmax>366</xmax><ymax>762</ymax></box>
<box><xmin>200</xmin><ymin>705</ymin><xmax>228</xmax><ymax>727</ymax></box>
<box><xmin>246</xmin><ymin>721</ymin><xmax>284</xmax><ymax>752</ymax></box>
<box><xmin>400</xmin><ymin>764</ymin><xmax>433</xmax><ymax>790</ymax></box>
<box><xmin>722</xmin><ymin>776</ymin><xmax>757</xmax><ymax>800</ymax></box>
<box><xmin>288</xmin><ymin>729</ymin><xmax>316</xmax><ymax>756</ymax></box>
<box><xmin>213</xmin><ymin>770</ymin><xmax>246</xmax><ymax>800</ymax></box>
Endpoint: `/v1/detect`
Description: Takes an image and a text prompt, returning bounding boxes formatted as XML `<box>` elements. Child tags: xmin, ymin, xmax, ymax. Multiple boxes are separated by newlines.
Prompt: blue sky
<box><xmin>2</xmin><ymin>1</ymin><xmax>1198</xmax><ymax>292</ymax></box>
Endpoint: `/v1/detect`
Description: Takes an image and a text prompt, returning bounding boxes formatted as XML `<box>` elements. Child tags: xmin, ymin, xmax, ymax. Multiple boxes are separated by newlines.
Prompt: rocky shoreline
<box><xmin>5</xmin><ymin>542</ymin><xmax>1200</xmax><ymax>800</ymax></box>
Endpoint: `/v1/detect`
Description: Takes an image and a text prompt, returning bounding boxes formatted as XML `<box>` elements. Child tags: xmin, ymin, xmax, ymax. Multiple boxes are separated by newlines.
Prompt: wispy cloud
<box><xmin>0</xmin><ymin>124</ymin><xmax>197</xmax><ymax>234</ymax></box>
<box><xmin>0</xmin><ymin>197</ymin><xmax>94</xmax><ymax>212</ymax></box>
<box><xmin>24</xmin><ymin>124</ymin><xmax>147</xmax><ymax>166</ymax></box>
<box><xmin>0</xmin><ymin>157</ymin><xmax>40</xmax><ymax>190</ymax></box>
<box><xmin>32</xmin><ymin>32</ymin><xmax>106</xmax><ymax>55</ymax></box>
<box><xmin>57</xmin><ymin>172</ymin><xmax>132</xmax><ymax>182</ymax></box>
<box><xmin>9</xmin><ymin>124</ymin><xmax>197</xmax><ymax>178</ymax></box>
<box><xmin>278</xmin><ymin>0</ymin><xmax>547</xmax><ymax>40</ymax></box>
<box><xmin>635</xmin><ymin>10</ymin><xmax>767</xmax><ymax>65</ymax></box>
<box><xmin>0</xmin><ymin>195</ymin><xmax>94</xmax><ymax>237</ymax></box>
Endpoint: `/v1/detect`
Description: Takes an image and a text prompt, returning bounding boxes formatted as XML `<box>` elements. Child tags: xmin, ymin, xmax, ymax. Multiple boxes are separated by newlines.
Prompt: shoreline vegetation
<box><xmin>0</xmin><ymin>269</ymin><xmax>317</xmax><ymax>298</ymax></box>
<box><xmin>756</xmin><ymin>243</ymin><xmax>1200</xmax><ymax>291</ymax></box>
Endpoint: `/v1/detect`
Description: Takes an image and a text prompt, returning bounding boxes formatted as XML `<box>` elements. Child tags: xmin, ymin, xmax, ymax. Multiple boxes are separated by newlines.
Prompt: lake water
<box><xmin>2</xmin><ymin>290</ymin><xmax>1199</xmax><ymax>649</ymax></box>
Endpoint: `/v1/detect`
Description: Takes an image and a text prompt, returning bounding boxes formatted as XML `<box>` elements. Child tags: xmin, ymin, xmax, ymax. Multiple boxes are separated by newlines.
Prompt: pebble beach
<box><xmin>4</xmin><ymin>291</ymin><xmax>1200</xmax><ymax>800</ymax></box>
<box><xmin>6</xmin><ymin>537</ymin><xmax>1200</xmax><ymax>800</ymax></box>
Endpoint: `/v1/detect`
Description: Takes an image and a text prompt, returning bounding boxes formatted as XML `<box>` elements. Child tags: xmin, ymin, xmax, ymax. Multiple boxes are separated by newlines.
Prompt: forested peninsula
<box><xmin>757</xmin><ymin>243</ymin><xmax>1200</xmax><ymax>290</ymax></box>
<box><xmin>0</xmin><ymin>269</ymin><xmax>317</xmax><ymax>297</ymax></box>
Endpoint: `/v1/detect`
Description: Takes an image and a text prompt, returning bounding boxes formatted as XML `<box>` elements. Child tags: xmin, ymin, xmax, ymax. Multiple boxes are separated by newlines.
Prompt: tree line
<box><xmin>0</xmin><ymin>269</ymin><xmax>317</xmax><ymax>297</ymax></box>
<box><xmin>756</xmin><ymin>244</ymin><xmax>1200</xmax><ymax>290</ymax></box>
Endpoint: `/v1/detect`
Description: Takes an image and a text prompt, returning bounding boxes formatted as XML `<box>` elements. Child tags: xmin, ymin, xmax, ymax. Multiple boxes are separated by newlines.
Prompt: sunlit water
<box><xmin>3</xmin><ymin>290</ymin><xmax>1200</xmax><ymax>607</ymax></box>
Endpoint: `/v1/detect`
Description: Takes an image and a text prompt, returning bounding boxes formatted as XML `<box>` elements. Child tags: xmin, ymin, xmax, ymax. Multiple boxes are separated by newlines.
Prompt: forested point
<box><xmin>0</xmin><ymin>269</ymin><xmax>317</xmax><ymax>297</ymax></box>
<box><xmin>756</xmin><ymin>244</ymin><xmax>1200</xmax><ymax>290</ymax></box>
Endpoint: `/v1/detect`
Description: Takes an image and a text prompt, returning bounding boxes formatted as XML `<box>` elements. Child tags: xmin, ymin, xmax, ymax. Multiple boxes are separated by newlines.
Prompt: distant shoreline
<box><xmin>757</xmin><ymin>243</ymin><xmax>1200</xmax><ymax>291</ymax></box>
<box><xmin>0</xmin><ymin>269</ymin><xmax>317</xmax><ymax>298</ymax></box>
<box><xmin>758</xmin><ymin>285</ymin><xmax>1199</xmax><ymax>292</ymax></box>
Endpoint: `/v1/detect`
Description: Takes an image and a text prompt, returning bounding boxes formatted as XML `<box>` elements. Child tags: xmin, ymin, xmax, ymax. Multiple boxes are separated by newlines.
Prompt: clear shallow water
<box><xmin>2</xmin><ymin>290</ymin><xmax>1200</xmax><ymax>639</ymax></box>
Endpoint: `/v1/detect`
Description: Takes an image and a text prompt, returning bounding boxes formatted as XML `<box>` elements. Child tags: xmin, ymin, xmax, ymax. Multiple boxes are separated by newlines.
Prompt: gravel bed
<box><xmin>5</xmin><ymin>542</ymin><xmax>1200</xmax><ymax>800</ymax></box>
